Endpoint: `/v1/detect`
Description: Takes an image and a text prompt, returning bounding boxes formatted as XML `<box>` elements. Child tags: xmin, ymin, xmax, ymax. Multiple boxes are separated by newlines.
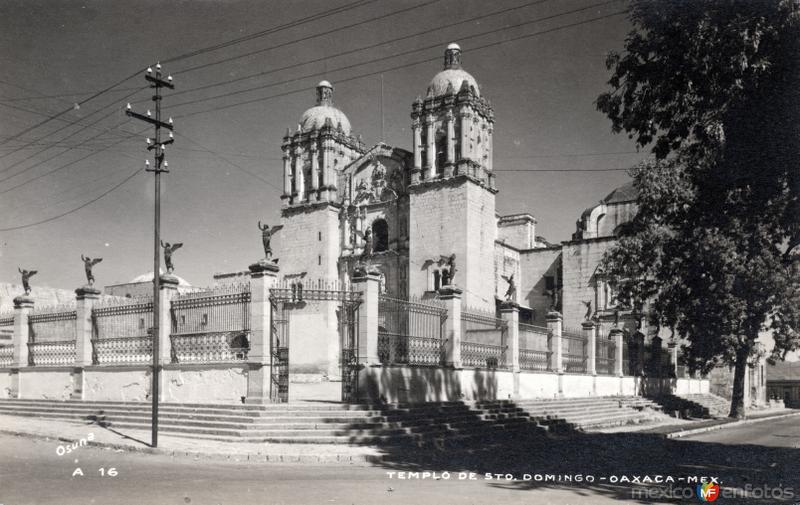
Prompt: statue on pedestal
<box><xmin>545</xmin><ymin>287</ymin><xmax>560</xmax><ymax>312</ymax></box>
<box><xmin>502</xmin><ymin>273</ymin><xmax>516</xmax><ymax>301</ymax></box>
<box><xmin>439</xmin><ymin>254</ymin><xmax>457</xmax><ymax>286</ymax></box>
<box><xmin>18</xmin><ymin>268</ymin><xmax>37</xmax><ymax>295</ymax></box>
<box><xmin>257</xmin><ymin>221</ymin><xmax>282</xmax><ymax>261</ymax></box>
<box><xmin>582</xmin><ymin>300</ymin><xmax>593</xmax><ymax>321</ymax></box>
<box><xmin>160</xmin><ymin>241</ymin><xmax>183</xmax><ymax>274</ymax></box>
<box><xmin>81</xmin><ymin>255</ymin><xmax>103</xmax><ymax>286</ymax></box>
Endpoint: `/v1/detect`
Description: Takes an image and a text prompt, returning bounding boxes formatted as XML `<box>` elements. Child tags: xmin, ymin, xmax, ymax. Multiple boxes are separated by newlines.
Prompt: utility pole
<box><xmin>125</xmin><ymin>62</ymin><xmax>174</xmax><ymax>448</ymax></box>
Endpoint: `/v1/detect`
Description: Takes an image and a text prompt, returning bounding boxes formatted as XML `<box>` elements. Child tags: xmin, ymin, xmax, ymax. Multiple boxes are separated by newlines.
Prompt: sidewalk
<box><xmin>0</xmin><ymin>414</ymin><xmax>386</xmax><ymax>465</ymax></box>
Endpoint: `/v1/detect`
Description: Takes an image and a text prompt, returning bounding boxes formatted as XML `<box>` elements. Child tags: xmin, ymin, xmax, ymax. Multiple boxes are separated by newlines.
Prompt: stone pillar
<box><xmin>486</xmin><ymin>124</ymin><xmax>494</xmax><ymax>172</ymax></box>
<box><xmin>293</xmin><ymin>148</ymin><xmax>304</xmax><ymax>202</ymax></box>
<box><xmin>246</xmin><ymin>261</ymin><xmax>279</xmax><ymax>404</ymax></box>
<box><xmin>158</xmin><ymin>275</ymin><xmax>179</xmax><ymax>366</ymax></box>
<box><xmin>500</xmin><ymin>302</ymin><xmax>519</xmax><ymax>373</ymax></box>
<box><xmin>547</xmin><ymin>311</ymin><xmax>563</xmax><ymax>373</ymax></box>
<box><xmin>459</xmin><ymin>110</ymin><xmax>469</xmax><ymax>162</ymax></box>
<box><xmin>310</xmin><ymin>143</ymin><xmax>320</xmax><ymax>197</ymax></box>
<box><xmin>352</xmin><ymin>271</ymin><xmax>380</xmax><ymax>366</ymax></box>
<box><xmin>583</xmin><ymin>321</ymin><xmax>596</xmax><ymax>376</ymax></box>
<box><xmin>282</xmin><ymin>153</ymin><xmax>291</xmax><ymax>199</ymax></box>
<box><xmin>439</xmin><ymin>286</ymin><xmax>462</xmax><ymax>368</ymax></box>
<box><xmin>12</xmin><ymin>295</ymin><xmax>33</xmax><ymax>368</ymax></box>
<box><xmin>424</xmin><ymin>115</ymin><xmax>436</xmax><ymax>180</ymax></box>
<box><xmin>669</xmin><ymin>342</ymin><xmax>679</xmax><ymax>377</ymax></box>
<box><xmin>610</xmin><ymin>328</ymin><xmax>624</xmax><ymax>377</ymax></box>
<box><xmin>412</xmin><ymin>120</ymin><xmax>422</xmax><ymax>182</ymax></box>
<box><xmin>74</xmin><ymin>287</ymin><xmax>100</xmax><ymax>367</ymax></box>
<box><xmin>445</xmin><ymin>111</ymin><xmax>455</xmax><ymax>172</ymax></box>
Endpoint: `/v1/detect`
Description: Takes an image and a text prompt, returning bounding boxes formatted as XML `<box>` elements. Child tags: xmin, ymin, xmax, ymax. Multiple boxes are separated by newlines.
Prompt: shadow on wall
<box><xmin>359</xmin><ymin>367</ymin><xmax>503</xmax><ymax>403</ymax></box>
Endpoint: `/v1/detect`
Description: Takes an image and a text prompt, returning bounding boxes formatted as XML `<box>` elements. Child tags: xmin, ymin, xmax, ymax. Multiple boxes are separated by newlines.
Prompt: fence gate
<box><xmin>269</xmin><ymin>283</ymin><xmax>361</xmax><ymax>403</ymax></box>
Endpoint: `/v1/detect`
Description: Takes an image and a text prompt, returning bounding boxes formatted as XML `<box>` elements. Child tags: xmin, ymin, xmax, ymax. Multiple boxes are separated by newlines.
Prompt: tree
<box><xmin>597</xmin><ymin>0</ymin><xmax>800</xmax><ymax>418</ymax></box>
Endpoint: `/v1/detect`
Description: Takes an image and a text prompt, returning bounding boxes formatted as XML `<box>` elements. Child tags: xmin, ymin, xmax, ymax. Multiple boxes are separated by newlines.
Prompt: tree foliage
<box><xmin>597</xmin><ymin>0</ymin><xmax>799</xmax><ymax>417</ymax></box>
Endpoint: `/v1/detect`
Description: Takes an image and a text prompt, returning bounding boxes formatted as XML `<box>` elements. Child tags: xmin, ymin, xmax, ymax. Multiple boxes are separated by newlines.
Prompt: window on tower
<box><xmin>435</xmin><ymin>127</ymin><xmax>447</xmax><ymax>172</ymax></box>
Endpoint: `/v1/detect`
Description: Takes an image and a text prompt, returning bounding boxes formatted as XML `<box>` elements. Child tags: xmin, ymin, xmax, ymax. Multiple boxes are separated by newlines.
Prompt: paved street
<box><xmin>1</xmin><ymin>415</ymin><xmax>798</xmax><ymax>505</ymax></box>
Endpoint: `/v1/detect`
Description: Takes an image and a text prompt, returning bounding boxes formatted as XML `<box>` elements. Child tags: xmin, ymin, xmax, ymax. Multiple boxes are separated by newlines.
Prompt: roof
<box><xmin>602</xmin><ymin>181</ymin><xmax>637</xmax><ymax>204</ymax></box>
<box><xmin>767</xmin><ymin>361</ymin><xmax>800</xmax><ymax>382</ymax></box>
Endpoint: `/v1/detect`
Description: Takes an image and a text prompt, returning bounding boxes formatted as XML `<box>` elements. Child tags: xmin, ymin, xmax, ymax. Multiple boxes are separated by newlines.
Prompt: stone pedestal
<box><xmin>500</xmin><ymin>301</ymin><xmax>520</xmax><ymax>373</ymax></box>
<box><xmin>546</xmin><ymin>311</ymin><xmax>563</xmax><ymax>373</ymax></box>
<box><xmin>75</xmin><ymin>287</ymin><xmax>100</xmax><ymax>367</ymax></box>
<box><xmin>668</xmin><ymin>343</ymin><xmax>679</xmax><ymax>377</ymax></box>
<box><xmin>610</xmin><ymin>328</ymin><xmax>624</xmax><ymax>377</ymax></box>
<box><xmin>158</xmin><ymin>275</ymin><xmax>180</xmax><ymax>367</ymax></box>
<box><xmin>352</xmin><ymin>272</ymin><xmax>380</xmax><ymax>367</ymax></box>
<box><xmin>246</xmin><ymin>261</ymin><xmax>280</xmax><ymax>404</ymax></box>
<box><xmin>12</xmin><ymin>295</ymin><xmax>34</xmax><ymax>368</ymax></box>
<box><xmin>439</xmin><ymin>286</ymin><xmax>462</xmax><ymax>368</ymax></box>
<box><xmin>583</xmin><ymin>321</ymin><xmax>596</xmax><ymax>376</ymax></box>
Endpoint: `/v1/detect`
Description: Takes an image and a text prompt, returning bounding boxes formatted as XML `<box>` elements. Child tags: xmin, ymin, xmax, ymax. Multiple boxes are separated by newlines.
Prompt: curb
<box><xmin>0</xmin><ymin>428</ymin><xmax>386</xmax><ymax>465</ymax></box>
<box><xmin>663</xmin><ymin>411</ymin><xmax>800</xmax><ymax>439</ymax></box>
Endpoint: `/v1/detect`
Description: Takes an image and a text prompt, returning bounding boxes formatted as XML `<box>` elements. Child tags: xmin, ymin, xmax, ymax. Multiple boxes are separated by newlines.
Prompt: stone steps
<box><xmin>0</xmin><ymin>397</ymin><xmax>665</xmax><ymax>443</ymax></box>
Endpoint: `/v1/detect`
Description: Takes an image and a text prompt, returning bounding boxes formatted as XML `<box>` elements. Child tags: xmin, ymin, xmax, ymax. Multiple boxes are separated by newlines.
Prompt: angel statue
<box><xmin>502</xmin><ymin>273</ymin><xmax>516</xmax><ymax>301</ymax></box>
<box><xmin>582</xmin><ymin>300</ymin><xmax>593</xmax><ymax>321</ymax></box>
<box><xmin>257</xmin><ymin>221</ymin><xmax>282</xmax><ymax>259</ymax></box>
<box><xmin>440</xmin><ymin>254</ymin><xmax>457</xmax><ymax>286</ymax></box>
<box><xmin>81</xmin><ymin>255</ymin><xmax>103</xmax><ymax>285</ymax></box>
<box><xmin>18</xmin><ymin>268</ymin><xmax>37</xmax><ymax>295</ymax></box>
<box><xmin>160</xmin><ymin>241</ymin><xmax>183</xmax><ymax>274</ymax></box>
<box><xmin>355</xmin><ymin>228</ymin><xmax>373</xmax><ymax>259</ymax></box>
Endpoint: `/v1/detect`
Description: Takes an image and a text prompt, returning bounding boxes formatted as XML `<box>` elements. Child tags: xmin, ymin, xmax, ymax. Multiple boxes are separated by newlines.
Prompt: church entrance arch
<box><xmin>269</xmin><ymin>284</ymin><xmax>361</xmax><ymax>403</ymax></box>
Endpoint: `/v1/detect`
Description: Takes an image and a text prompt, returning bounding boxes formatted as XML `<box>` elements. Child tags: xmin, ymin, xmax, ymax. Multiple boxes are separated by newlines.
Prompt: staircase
<box><xmin>0</xmin><ymin>397</ymin><xmax>668</xmax><ymax>444</ymax></box>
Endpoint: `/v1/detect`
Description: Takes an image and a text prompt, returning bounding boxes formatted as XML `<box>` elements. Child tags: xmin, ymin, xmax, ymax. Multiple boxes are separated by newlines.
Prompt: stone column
<box><xmin>439</xmin><ymin>286</ymin><xmax>462</xmax><ymax>368</ymax></box>
<box><xmin>74</xmin><ymin>287</ymin><xmax>100</xmax><ymax>367</ymax></box>
<box><xmin>12</xmin><ymin>295</ymin><xmax>33</xmax><ymax>368</ymax></box>
<box><xmin>282</xmin><ymin>153</ymin><xmax>291</xmax><ymax>199</ymax></box>
<box><xmin>500</xmin><ymin>302</ymin><xmax>519</xmax><ymax>373</ymax></box>
<box><xmin>547</xmin><ymin>311</ymin><xmax>563</xmax><ymax>373</ymax></box>
<box><xmin>158</xmin><ymin>275</ymin><xmax>179</xmax><ymax>367</ymax></box>
<box><xmin>669</xmin><ymin>342</ymin><xmax>679</xmax><ymax>377</ymax></box>
<box><xmin>583</xmin><ymin>321</ymin><xmax>596</xmax><ymax>376</ymax></box>
<box><xmin>293</xmin><ymin>148</ymin><xmax>304</xmax><ymax>202</ymax></box>
<box><xmin>424</xmin><ymin>115</ymin><xmax>436</xmax><ymax>180</ymax></box>
<box><xmin>610</xmin><ymin>328</ymin><xmax>624</xmax><ymax>377</ymax></box>
<box><xmin>412</xmin><ymin>120</ymin><xmax>422</xmax><ymax>184</ymax></box>
<box><xmin>310</xmin><ymin>143</ymin><xmax>319</xmax><ymax>198</ymax></box>
<box><xmin>459</xmin><ymin>110</ymin><xmax>469</xmax><ymax>162</ymax></box>
<box><xmin>246</xmin><ymin>261</ymin><xmax>279</xmax><ymax>403</ymax></box>
<box><xmin>486</xmin><ymin>123</ymin><xmax>494</xmax><ymax>172</ymax></box>
<box><xmin>351</xmin><ymin>271</ymin><xmax>380</xmax><ymax>366</ymax></box>
<box><xmin>445</xmin><ymin>111</ymin><xmax>455</xmax><ymax>174</ymax></box>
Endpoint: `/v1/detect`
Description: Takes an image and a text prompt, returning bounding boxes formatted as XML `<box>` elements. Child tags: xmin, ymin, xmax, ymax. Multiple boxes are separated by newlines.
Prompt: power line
<box><xmin>176</xmin><ymin>8</ymin><xmax>628</xmax><ymax>119</ymax></box>
<box><xmin>0</xmin><ymin>167</ymin><xmax>142</xmax><ymax>232</ymax></box>
<box><xmin>168</xmin><ymin>0</ymin><xmax>614</xmax><ymax>110</ymax></box>
<box><xmin>494</xmin><ymin>167</ymin><xmax>631</xmax><ymax>172</ymax></box>
<box><xmin>165</xmin><ymin>0</ymin><xmax>553</xmax><ymax>100</ymax></box>
<box><xmin>163</xmin><ymin>0</ymin><xmax>379</xmax><ymax>65</ymax></box>
<box><xmin>172</xmin><ymin>0</ymin><xmax>441</xmax><ymax>76</ymax></box>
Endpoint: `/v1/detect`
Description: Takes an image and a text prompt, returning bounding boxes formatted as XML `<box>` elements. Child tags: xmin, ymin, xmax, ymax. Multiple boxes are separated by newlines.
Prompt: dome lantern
<box><xmin>444</xmin><ymin>43</ymin><xmax>462</xmax><ymax>70</ymax></box>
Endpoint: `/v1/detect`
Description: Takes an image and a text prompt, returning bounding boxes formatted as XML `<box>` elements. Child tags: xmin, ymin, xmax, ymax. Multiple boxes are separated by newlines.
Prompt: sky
<box><xmin>0</xmin><ymin>0</ymin><xmax>644</xmax><ymax>291</ymax></box>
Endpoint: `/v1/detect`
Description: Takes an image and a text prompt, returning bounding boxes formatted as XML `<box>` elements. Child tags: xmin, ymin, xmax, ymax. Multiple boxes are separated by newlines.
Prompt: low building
<box><xmin>767</xmin><ymin>361</ymin><xmax>800</xmax><ymax>407</ymax></box>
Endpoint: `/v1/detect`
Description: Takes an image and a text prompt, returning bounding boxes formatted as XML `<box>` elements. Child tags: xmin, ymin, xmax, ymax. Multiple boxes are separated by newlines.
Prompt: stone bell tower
<box><xmin>407</xmin><ymin>44</ymin><xmax>497</xmax><ymax>310</ymax></box>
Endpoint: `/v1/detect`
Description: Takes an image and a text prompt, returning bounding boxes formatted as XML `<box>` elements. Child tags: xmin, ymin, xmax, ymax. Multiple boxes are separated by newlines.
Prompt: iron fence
<box><xmin>93</xmin><ymin>298</ymin><xmax>154</xmax><ymax>340</ymax></box>
<box><xmin>28</xmin><ymin>304</ymin><xmax>77</xmax><ymax>343</ymax></box>
<box><xmin>377</xmin><ymin>295</ymin><xmax>447</xmax><ymax>366</ymax></box>
<box><xmin>170</xmin><ymin>332</ymin><xmax>249</xmax><ymax>363</ymax></box>
<box><xmin>519</xmin><ymin>322</ymin><xmax>551</xmax><ymax>371</ymax></box>
<box><xmin>595</xmin><ymin>337</ymin><xmax>616</xmax><ymax>375</ymax></box>
<box><xmin>171</xmin><ymin>284</ymin><xmax>251</xmax><ymax>336</ymax></box>
<box><xmin>561</xmin><ymin>328</ymin><xmax>587</xmax><ymax>373</ymax></box>
<box><xmin>92</xmin><ymin>336</ymin><xmax>153</xmax><ymax>365</ymax></box>
<box><xmin>461</xmin><ymin>341</ymin><xmax>507</xmax><ymax>369</ymax></box>
<box><xmin>0</xmin><ymin>313</ymin><xmax>14</xmax><ymax>327</ymax></box>
<box><xmin>0</xmin><ymin>345</ymin><xmax>12</xmax><ymax>367</ymax></box>
<box><xmin>28</xmin><ymin>341</ymin><xmax>76</xmax><ymax>366</ymax></box>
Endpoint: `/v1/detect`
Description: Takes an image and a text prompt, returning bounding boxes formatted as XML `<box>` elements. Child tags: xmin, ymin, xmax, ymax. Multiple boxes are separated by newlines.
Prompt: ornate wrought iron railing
<box><xmin>28</xmin><ymin>340</ymin><xmax>76</xmax><ymax>366</ymax></box>
<box><xmin>28</xmin><ymin>307</ymin><xmax>77</xmax><ymax>343</ymax></box>
<box><xmin>0</xmin><ymin>345</ymin><xmax>13</xmax><ymax>367</ymax></box>
<box><xmin>377</xmin><ymin>295</ymin><xmax>447</xmax><ymax>366</ymax></box>
<box><xmin>0</xmin><ymin>313</ymin><xmax>14</xmax><ymax>327</ymax></box>
<box><xmin>519</xmin><ymin>348</ymin><xmax>551</xmax><ymax>371</ymax></box>
<box><xmin>171</xmin><ymin>285</ymin><xmax>251</xmax><ymax>336</ymax></box>
<box><xmin>170</xmin><ymin>332</ymin><xmax>249</xmax><ymax>363</ymax></box>
<box><xmin>92</xmin><ymin>336</ymin><xmax>152</xmax><ymax>365</ymax></box>
<box><xmin>461</xmin><ymin>341</ymin><xmax>507</xmax><ymax>369</ymax></box>
<box><xmin>561</xmin><ymin>331</ymin><xmax>587</xmax><ymax>373</ymax></box>
<box><xmin>93</xmin><ymin>299</ymin><xmax>154</xmax><ymax>340</ymax></box>
<box><xmin>519</xmin><ymin>322</ymin><xmax>551</xmax><ymax>371</ymax></box>
<box><xmin>595</xmin><ymin>337</ymin><xmax>616</xmax><ymax>375</ymax></box>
